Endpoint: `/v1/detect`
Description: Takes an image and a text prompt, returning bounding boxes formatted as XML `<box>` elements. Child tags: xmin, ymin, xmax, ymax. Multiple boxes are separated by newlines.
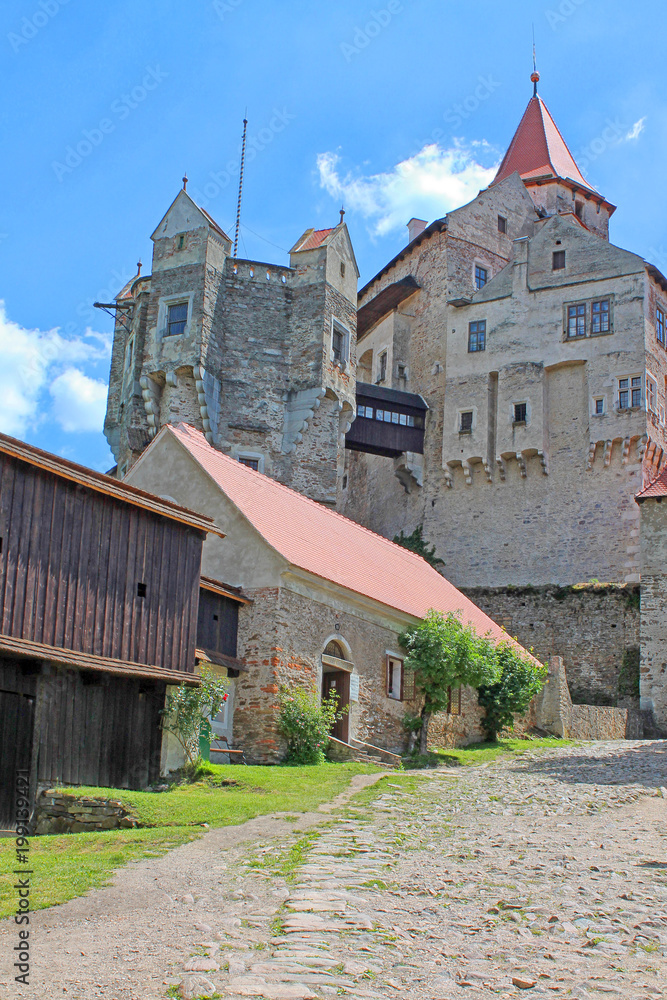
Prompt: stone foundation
<box><xmin>33</xmin><ymin>790</ymin><xmax>140</xmax><ymax>835</ymax></box>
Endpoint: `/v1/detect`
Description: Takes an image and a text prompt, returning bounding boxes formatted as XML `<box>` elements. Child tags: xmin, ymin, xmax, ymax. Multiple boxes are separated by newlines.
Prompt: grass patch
<box><xmin>403</xmin><ymin>737</ymin><xmax>575</xmax><ymax>769</ymax></box>
<box><xmin>0</xmin><ymin>826</ymin><xmax>200</xmax><ymax>920</ymax></box>
<box><xmin>248</xmin><ymin>832</ymin><xmax>320</xmax><ymax>882</ymax></box>
<box><xmin>56</xmin><ymin>762</ymin><xmax>378</xmax><ymax>829</ymax></box>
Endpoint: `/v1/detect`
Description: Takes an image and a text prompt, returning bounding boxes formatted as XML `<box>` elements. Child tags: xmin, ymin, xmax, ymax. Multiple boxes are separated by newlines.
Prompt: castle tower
<box><xmin>491</xmin><ymin>72</ymin><xmax>616</xmax><ymax>239</ymax></box>
<box><xmin>104</xmin><ymin>189</ymin><xmax>359</xmax><ymax>504</ymax></box>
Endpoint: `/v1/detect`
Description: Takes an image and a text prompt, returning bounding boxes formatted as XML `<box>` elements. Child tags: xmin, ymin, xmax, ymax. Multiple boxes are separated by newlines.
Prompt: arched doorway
<box><xmin>321</xmin><ymin>639</ymin><xmax>352</xmax><ymax>743</ymax></box>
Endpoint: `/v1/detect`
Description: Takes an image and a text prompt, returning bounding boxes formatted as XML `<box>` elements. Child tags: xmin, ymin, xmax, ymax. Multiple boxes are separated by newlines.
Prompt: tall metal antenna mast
<box><xmin>234</xmin><ymin>115</ymin><xmax>248</xmax><ymax>257</ymax></box>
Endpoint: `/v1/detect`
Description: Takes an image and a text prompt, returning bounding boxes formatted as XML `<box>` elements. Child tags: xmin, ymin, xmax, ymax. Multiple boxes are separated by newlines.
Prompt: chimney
<box><xmin>407</xmin><ymin>218</ymin><xmax>427</xmax><ymax>243</ymax></box>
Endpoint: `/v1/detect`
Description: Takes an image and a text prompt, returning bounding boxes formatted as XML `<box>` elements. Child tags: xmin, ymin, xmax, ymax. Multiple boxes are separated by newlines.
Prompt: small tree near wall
<box><xmin>161</xmin><ymin>667</ymin><xmax>228</xmax><ymax>766</ymax></box>
<box><xmin>477</xmin><ymin>645</ymin><xmax>548</xmax><ymax>742</ymax></box>
<box><xmin>400</xmin><ymin>610</ymin><xmax>500</xmax><ymax>753</ymax></box>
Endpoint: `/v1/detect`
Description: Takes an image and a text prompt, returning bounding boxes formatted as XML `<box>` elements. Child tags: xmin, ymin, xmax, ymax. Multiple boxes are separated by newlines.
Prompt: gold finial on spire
<box><xmin>182</xmin><ymin>172</ymin><xmax>188</xmax><ymax>191</ymax></box>
<box><xmin>339</xmin><ymin>206</ymin><xmax>345</xmax><ymax>225</ymax></box>
<box><xmin>136</xmin><ymin>259</ymin><xmax>142</xmax><ymax>275</ymax></box>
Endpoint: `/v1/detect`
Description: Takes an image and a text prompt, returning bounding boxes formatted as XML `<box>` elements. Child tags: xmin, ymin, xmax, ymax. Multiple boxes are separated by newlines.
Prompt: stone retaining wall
<box><xmin>33</xmin><ymin>790</ymin><xmax>139</xmax><ymax>835</ymax></box>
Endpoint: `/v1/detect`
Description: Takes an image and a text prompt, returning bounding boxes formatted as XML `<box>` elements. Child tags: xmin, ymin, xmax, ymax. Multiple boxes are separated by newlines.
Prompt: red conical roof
<box><xmin>492</xmin><ymin>94</ymin><xmax>595</xmax><ymax>192</ymax></box>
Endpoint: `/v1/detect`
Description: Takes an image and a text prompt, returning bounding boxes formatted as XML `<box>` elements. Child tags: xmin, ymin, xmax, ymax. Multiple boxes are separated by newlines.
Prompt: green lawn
<box><xmin>402</xmin><ymin>736</ymin><xmax>575</xmax><ymax>769</ymax></box>
<box><xmin>0</xmin><ymin>762</ymin><xmax>377</xmax><ymax>919</ymax></box>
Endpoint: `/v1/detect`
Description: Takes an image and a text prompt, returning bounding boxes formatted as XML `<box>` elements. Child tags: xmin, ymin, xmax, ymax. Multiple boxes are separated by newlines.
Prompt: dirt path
<box><xmin>2</xmin><ymin>743</ymin><xmax>667</xmax><ymax>999</ymax></box>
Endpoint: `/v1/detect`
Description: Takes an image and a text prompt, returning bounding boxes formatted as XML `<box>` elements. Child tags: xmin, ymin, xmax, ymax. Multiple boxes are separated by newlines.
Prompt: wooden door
<box><xmin>322</xmin><ymin>670</ymin><xmax>350</xmax><ymax>743</ymax></box>
<box><xmin>0</xmin><ymin>690</ymin><xmax>34</xmax><ymax>830</ymax></box>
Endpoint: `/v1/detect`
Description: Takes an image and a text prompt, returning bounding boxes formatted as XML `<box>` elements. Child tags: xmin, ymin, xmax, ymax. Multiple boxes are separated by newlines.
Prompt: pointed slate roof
<box><xmin>493</xmin><ymin>94</ymin><xmax>595</xmax><ymax>192</ymax></box>
<box><xmin>162</xmin><ymin>423</ymin><xmax>537</xmax><ymax>662</ymax></box>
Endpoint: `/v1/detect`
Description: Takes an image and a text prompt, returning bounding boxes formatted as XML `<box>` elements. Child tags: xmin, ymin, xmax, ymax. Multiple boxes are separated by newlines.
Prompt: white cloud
<box><xmin>625</xmin><ymin>117</ymin><xmax>646</xmax><ymax>141</ymax></box>
<box><xmin>0</xmin><ymin>301</ymin><xmax>111</xmax><ymax>437</ymax></box>
<box><xmin>49</xmin><ymin>368</ymin><xmax>109</xmax><ymax>433</ymax></box>
<box><xmin>317</xmin><ymin>141</ymin><xmax>500</xmax><ymax>237</ymax></box>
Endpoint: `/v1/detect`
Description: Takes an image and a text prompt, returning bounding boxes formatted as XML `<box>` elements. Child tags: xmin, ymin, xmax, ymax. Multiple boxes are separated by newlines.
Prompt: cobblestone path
<box><xmin>177</xmin><ymin>741</ymin><xmax>667</xmax><ymax>1000</ymax></box>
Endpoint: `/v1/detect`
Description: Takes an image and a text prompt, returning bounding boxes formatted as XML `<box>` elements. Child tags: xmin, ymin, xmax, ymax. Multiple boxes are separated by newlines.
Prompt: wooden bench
<box><xmin>209</xmin><ymin>737</ymin><xmax>246</xmax><ymax>764</ymax></box>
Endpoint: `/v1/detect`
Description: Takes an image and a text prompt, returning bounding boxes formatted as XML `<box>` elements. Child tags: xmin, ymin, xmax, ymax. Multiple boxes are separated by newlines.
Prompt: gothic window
<box><xmin>166</xmin><ymin>302</ymin><xmax>188</xmax><ymax>337</ymax></box>
<box><xmin>568</xmin><ymin>304</ymin><xmax>586</xmax><ymax>338</ymax></box>
<box><xmin>657</xmin><ymin>307</ymin><xmax>665</xmax><ymax>346</ymax></box>
<box><xmin>325</xmin><ymin>640</ymin><xmax>344</xmax><ymax>657</ymax></box>
<box><xmin>553</xmin><ymin>250</ymin><xmax>566</xmax><ymax>270</ymax></box>
<box><xmin>459</xmin><ymin>410</ymin><xmax>473</xmax><ymax>433</ymax></box>
<box><xmin>468</xmin><ymin>320</ymin><xmax>486</xmax><ymax>352</ymax></box>
<box><xmin>497</xmin><ymin>215</ymin><xmax>507</xmax><ymax>234</ymax></box>
<box><xmin>618</xmin><ymin>376</ymin><xmax>642</xmax><ymax>409</ymax></box>
<box><xmin>513</xmin><ymin>402</ymin><xmax>527</xmax><ymax>424</ymax></box>
<box><xmin>474</xmin><ymin>265</ymin><xmax>488</xmax><ymax>289</ymax></box>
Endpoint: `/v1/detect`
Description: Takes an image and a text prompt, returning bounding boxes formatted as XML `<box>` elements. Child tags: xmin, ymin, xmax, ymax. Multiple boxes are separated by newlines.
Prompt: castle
<box><xmin>104</xmin><ymin>74</ymin><xmax>666</xmax><ymax>712</ymax></box>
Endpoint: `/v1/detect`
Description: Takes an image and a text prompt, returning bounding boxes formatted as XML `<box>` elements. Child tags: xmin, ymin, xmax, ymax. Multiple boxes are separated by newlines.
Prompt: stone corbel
<box><xmin>482</xmin><ymin>460</ymin><xmax>493</xmax><ymax>483</ymax></box>
<box><xmin>515</xmin><ymin>452</ymin><xmax>527</xmax><ymax>478</ymax></box>
<box><xmin>537</xmin><ymin>450</ymin><xmax>548</xmax><ymax>476</ymax></box>
<box><xmin>496</xmin><ymin>457</ymin><xmax>506</xmax><ymax>481</ymax></box>
<box><xmin>637</xmin><ymin>434</ymin><xmax>648</xmax><ymax>462</ymax></box>
<box><xmin>194</xmin><ymin>365</ymin><xmax>222</xmax><ymax>446</ymax></box>
<box><xmin>603</xmin><ymin>439</ymin><xmax>613</xmax><ymax>467</ymax></box>
<box><xmin>621</xmin><ymin>437</ymin><xmax>631</xmax><ymax>465</ymax></box>
<box><xmin>281</xmin><ymin>387</ymin><xmax>326</xmax><ymax>454</ymax></box>
<box><xmin>586</xmin><ymin>441</ymin><xmax>597</xmax><ymax>471</ymax></box>
<box><xmin>394</xmin><ymin>451</ymin><xmax>423</xmax><ymax>492</ymax></box>
<box><xmin>338</xmin><ymin>400</ymin><xmax>355</xmax><ymax>446</ymax></box>
<box><xmin>139</xmin><ymin>374</ymin><xmax>163</xmax><ymax>438</ymax></box>
<box><xmin>461</xmin><ymin>460</ymin><xmax>473</xmax><ymax>486</ymax></box>
<box><xmin>443</xmin><ymin>466</ymin><xmax>454</xmax><ymax>489</ymax></box>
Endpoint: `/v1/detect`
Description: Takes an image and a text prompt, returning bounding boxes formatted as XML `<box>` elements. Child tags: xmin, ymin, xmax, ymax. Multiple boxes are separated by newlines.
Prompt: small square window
<box><xmin>657</xmin><ymin>307</ymin><xmax>665</xmax><ymax>346</ymax></box>
<box><xmin>568</xmin><ymin>303</ymin><xmax>586</xmax><ymax>338</ymax></box>
<box><xmin>166</xmin><ymin>302</ymin><xmax>188</xmax><ymax>336</ymax></box>
<box><xmin>397</xmin><ymin>363</ymin><xmax>406</xmax><ymax>379</ymax></box>
<box><xmin>497</xmin><ymin>215</ymin><xmax>507</xmax><ymax>234</ymax></box>
<box><xmin>594</xmin><ymin>397</ymin><xmax>604</xmax><ymax>415</ymax></box>
<box><xmin>591</xmin><ymin>299</ymin><xmax>610</xmax><ymax>334</ymax></box>
<box><xmin>460</xmin><ymin>410</ymin><xmax>473</xmax><ymax>433</ymax></box>
<box><xmin>474</xmin><ymin>265</ymin><xmax>488</xmax><ymax>289</ymax></box>
<box><xmin>137</xmin><ymin>582</ymin><xmax>147</xmax><ymax>598</ymax></box>
<box><xmin>553</xmin><ymin>250</ymin><xmax>566</xmax><ymax>270</ymax></box>
<box><xmin>513</xmin><ymin>402</ymin><xmax>527</xmax><ymax>424</ymax></box>
<box><xmin>468</xmin><ymin>320</ymin><xmax>486</xmax><ymax>352</ymax></box>
<box><xmin>238</xmin><ymin>456</ymin><xmax>259</xmax><ymax>471</ymax></box>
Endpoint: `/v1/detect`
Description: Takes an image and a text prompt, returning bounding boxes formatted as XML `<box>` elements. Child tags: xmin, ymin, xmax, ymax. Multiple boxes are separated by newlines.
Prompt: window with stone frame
<box><xmin>377</xmin><ymin>351</ymin><xmax>388</xmax><ymax>383</ymax></box>
<box><xmin>618</xmin><ymin>376</ymin><xmax>642</xmax><ymax>410</ymax></box>
<box><xmin>657</xmin><ymin>306</ymin><xmax>665</xmax><ymax>347</ymax></box>
<box><xmin>238</xmin><ymin>456</ymin><xmax>260</xmax><ymax>471</ymax></box>
<box><xmin>385</xmin><ymin>656</ymin><xmax>415</xmax><ymax>701</ymax></box>
<box><xmin>567</xmin><ymin>303</ymin><xmax>586</xmax><ymax>338</ymax></box>
<box><xmin>166</xmin><ymin>301</ymin><xmax>188</xmax><ymax>337</ymax></box>
<box><xmin>474</xmin><ymin>264</ymin><xmax>488</xmax><ymax>290</ymax></box>
<box><xmin>591</xmin><ymin>299</ymin><xmax>610</xmax><ymax>335</ymax></box>
<box><xmin>332</xmin><ymin>323</ymin><xmax>345</xmax><ymax>364</ymax></box>
<box><xmin>513</xmin><ymin>401</ymin><xmax>527</xmax><ymax>424</ymax></box>
<box><xmin>497</xmin><ymin>215</ymin><xmax>507</xmax><ymax>234</ymax></box>
<box><xmin>553</xmin><ymin>250</ymin><xmax>566</xmax><ymax>271</ymax></box>
<box><xmin>594</xmin><ymin>397</ymin><xmax>605</xmax><ymax>416</ymax></box>
<box><xmin>447</xmin><ymin>686</ymin><xmax>462</xmax><ymax>715</ymax></box>
<box><xmin>459</xmin><ymin>410</ymin><xmax>473</xmax><ymax>433</ymax></box>
<box><xmin>468</xmin><ymin>320</ymin><xmax>486</xmax><ymax>352</ymax></box>
<box><xmin>647</xmin><ymin>375</ymin><xmax>657</xmax><ymax>413</ymax></box>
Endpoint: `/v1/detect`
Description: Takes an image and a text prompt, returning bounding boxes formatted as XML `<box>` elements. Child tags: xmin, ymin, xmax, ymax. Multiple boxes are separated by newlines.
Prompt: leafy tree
<box><xmin>393</xmin><ymin>525</ymin><xmax>444</xmax><ymax>569</ymax></box>
<box><xmin>161</xmin><ymin>667</ymin><xmax>228</xmax><ymax>765</ymax></box>
<box><xmin>278</xmin><ymin>686</ymin><xmax>343</xmax><ymax>765</ymax></box>
<box><xmin>477</xmin><ymin>645</ymin><xmax>548</xmax><ymax>742</ymax></box>
<box><xmin>400</xmin><ymin>610</ymin><xmax>500</xmax><ymax>753</ymax></box>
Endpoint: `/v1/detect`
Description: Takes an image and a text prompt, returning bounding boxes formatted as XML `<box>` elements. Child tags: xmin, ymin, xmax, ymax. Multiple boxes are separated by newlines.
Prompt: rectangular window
<box><xmin>468</xmin><ymin>320</ymin><xmax>486</xmax><ymax>352</ymax></box>
<box><xmin>460</xmin><ymin>410</ymin><xmax>473</xmax><ymax>433</ymax></box>
<box><xmin>124</xmin><ymin>335</ymin><xmax>134</xmax><ymax>370</ymax></box>
<box><xmin>386</xmin><ymin>655</ymin><xmax>403</xmax><ymax>700</ymax></box>
<box><xmin>378</xmin><ymin>351</ymin><xmax>387</xmax><ymax>382</ymax></box>
<box><xmin>358</xmin><ymin>405</ymin><xmax>373</xmax><ymax>419</ymax></box>
<box><xmin>497</xmin><ymin>215</ymin><xmax>507</xmax><ymax>234</ymax></box>
<box><xmin>567</xmin><ymin>303</ymin><xmax>586</xmax><ymax>338</ymax></box>
<box><xmin>447</xmin><ymin>686</ymin><xmax>462</xmax><ymax>716</ymax></box>
<box><xmin>391</xmin><ymin>411</ymin><xmax>399</xmax><ymax>424</ymax></box>
<box><xmin>657</xmin><ymin>307</ymin><xmax>665</xmax><ymax>346</ymax></box>
<box><xmin>332</xmin><ymin>325</ymin><xmax>344</xmax><ymax>363</ymax></box>
<box><xmin>166</xmin><ymin>302</ymin><xmax>188</xmax><ymax>337</ymax></box>
<box><xmin>619</xmin><ymin>376</ymin><xmax>642</xmax><ymax>409</ymax></box>
<box><xmin>238</xmin><ymin>456</ymin><xmax>259</xmax><ymax>471</ymax></box>
<box><xmin>474</xmin><ymin>265</ymin><xmax>488</xmax><ymax>290</ymax></box>
<box><xmin>399</xmin><ymin>412</ymin><xmax>407</xmax><ymax>425</ymax></box>
<box><xmin>647</xmin><ymin>376</ymin><xmax>657</xmax><ymax>412</ymax></box>
<box><xmin>594</xmin><ymin>397</ymin><xmax>605</xmax><ymax>415</ymax></box>
<box><xmin>591</xmin><ymin>299</ymin><xmax>610</xmax><ymax>334</ymax></box>
<box><xmin>375</xmin><ymin>409</ymin><xmax>384</xmax><ymax>421</ymax></box>
<box><xmin>513</xmin><ymin>402</ymin><xmax>527</xmax><ymax>424</ymax></box>
<box><xmin>553</xmin><ymin>250</ymin><xmax>566</xmax><ymax>270</ymax></box>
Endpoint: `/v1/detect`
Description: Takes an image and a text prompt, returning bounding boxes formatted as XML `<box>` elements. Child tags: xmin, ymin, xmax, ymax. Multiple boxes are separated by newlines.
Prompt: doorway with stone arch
<box><xmin>321</xmin><ymin>637</ymin><xmax>352</xmax><ymax>743</ymax></box>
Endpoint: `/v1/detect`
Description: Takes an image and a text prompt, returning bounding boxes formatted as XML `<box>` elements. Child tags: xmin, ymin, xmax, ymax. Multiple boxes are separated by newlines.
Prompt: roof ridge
<box><xmin>171</xmin><ymin>423</ymin><xmax>440</xmax><ymax>572</ymax></box>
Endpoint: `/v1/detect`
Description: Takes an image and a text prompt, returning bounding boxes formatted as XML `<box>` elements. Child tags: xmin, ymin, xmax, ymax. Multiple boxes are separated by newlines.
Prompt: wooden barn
<box><xmin>0</xmin><ymin>433</ymin><xmax>218</xmax><ymax>829</ymax></box>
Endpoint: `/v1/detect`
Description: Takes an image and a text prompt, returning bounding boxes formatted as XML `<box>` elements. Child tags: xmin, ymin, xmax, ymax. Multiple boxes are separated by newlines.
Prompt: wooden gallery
<box><xmin>0</xmin><ymin>433</ymin><xmax>245</xmax><ymax>829</ymax></box>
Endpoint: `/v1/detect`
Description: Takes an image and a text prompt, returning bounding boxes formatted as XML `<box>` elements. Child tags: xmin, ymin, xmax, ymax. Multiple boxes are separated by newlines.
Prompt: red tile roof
<box><xmin>636</xmin><ymin>466</ymin><xmax>667</xmax><ymax>500</ymax></box>
<box><xmin>167</xmin><ymin>424</ymin><xmax>534</xmax><ymax>658</ymax></box>
<box><xmin>292</xmin><ymin>228</ymin><xmax>335</xmax><ymax>252</ymax></box>
<box><xmin>492</xmin><ymin>95</ymin><xmax>594</xmax><ymax>192</ymax></box>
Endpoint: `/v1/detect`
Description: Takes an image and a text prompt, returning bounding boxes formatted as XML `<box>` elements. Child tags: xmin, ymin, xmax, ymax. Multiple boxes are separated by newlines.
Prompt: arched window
<box><xmin>324</xmin><ymin>640</ymin><xmax>344</xmax><ymax>658</ymax></box>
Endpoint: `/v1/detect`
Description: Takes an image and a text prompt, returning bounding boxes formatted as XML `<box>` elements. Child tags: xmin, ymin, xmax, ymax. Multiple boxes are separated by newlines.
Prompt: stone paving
<box><xmin>175</xmin><ymin>741</ymin><xmax>667</xmax><ymax>1000</ymax></box>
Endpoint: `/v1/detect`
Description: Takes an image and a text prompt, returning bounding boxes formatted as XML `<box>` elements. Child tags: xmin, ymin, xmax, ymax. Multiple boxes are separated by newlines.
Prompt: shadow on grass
<box><xmin>508</xmin><ymin>739</ymin><xmax>667</xmax><ymax>788</ymax></box>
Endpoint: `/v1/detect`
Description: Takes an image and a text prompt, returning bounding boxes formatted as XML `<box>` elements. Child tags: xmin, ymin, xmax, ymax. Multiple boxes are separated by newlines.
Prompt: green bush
<box><xmin>278</xmin><ymin>686</ymin><xmax>342</xmax><ymax>765</ymax></box>
<box><xmin>477</xmin><ymin>645</ymin><xmax>547</xmax><ymax>742</ymax></box>
<box><xmin>161</xmin><ymin>667</ymin><xmax>228</xmax><ymax>764</ymax></box>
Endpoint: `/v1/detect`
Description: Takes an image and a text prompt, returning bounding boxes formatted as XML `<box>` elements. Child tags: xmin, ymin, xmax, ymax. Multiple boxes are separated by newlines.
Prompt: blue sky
<box><xmin>1</xmin><ymin>0</ymin><xmax>664</xmax><ymax>470</ymax></box>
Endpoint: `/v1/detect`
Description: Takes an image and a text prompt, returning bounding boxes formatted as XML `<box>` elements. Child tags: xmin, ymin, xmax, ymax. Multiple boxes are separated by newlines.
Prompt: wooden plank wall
<box><xmin>0</xmin><ymin>453</ymin><xmax>203</xmax><ymax>672</ymax></box>
<box><xmin>197</xmin><ymin>590</ymin><xmax>239</xmax><ymax>658</ymax></box>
